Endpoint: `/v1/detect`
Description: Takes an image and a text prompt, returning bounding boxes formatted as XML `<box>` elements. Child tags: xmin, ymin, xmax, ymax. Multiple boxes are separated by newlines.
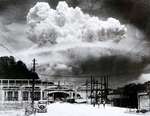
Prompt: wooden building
<box><xmin>0</xmin><ymin>79</ymin><xmax>76</xmax><ymax>103</ymax></box>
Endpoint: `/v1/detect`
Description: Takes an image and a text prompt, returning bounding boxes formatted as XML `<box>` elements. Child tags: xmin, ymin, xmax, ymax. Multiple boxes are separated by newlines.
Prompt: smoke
<box><xmin>25</xmin><ymin>1</ymin><xmax>149</xmax><ymax>82</ymax></box>
<box><xmin>0</xmin><ymin>0</ymin><xmax>148</xmax><ymax>87</ymax></box>
<box><xmin>27</xmin><ymin>2</ymin><xmax>126</xmax><ymax>45</ymax></box>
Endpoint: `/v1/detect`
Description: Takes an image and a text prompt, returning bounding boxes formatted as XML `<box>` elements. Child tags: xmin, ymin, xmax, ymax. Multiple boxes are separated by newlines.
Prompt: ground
<box><xmin>0</xmin><ymin>109</ymin><xmax>24</xmax><ymax>116</ymax></box>
<box><xmin>0</xmin><ymin>102</ymin><xmax>149</xmax><ymax>116</ymax></box>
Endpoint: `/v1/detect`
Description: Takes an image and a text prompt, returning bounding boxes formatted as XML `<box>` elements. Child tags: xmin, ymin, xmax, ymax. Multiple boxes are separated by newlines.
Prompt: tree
<box><xmin>0</xmin><ymin>56</ymin><xmax>39</xmax><ymax>79</ymax></box>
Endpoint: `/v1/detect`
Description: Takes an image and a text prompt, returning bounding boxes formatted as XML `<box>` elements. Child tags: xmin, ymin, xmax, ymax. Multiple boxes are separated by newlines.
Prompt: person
<box><xmin>25</xmin><ymin>107</ymin><xmax>28</xmax><ymax>116</ymax></box>
<box><xmin>93</xmin><ymin>99</ymin><xmax>96</xmax><ymax>107</ymax></box>
<box><xmin>97</xmin><ymin>100</ymin><xmax>100</xmax><ymax>108</ymax></box>
<box><xmin>33</xmin><ymin>108</ymin><xmax>36</xmax><ymax>116</ymax></box>
<box><xmin>102</xmin><ymin>99</ymin><xmax>105</xmax><ymax>108</ymax></box>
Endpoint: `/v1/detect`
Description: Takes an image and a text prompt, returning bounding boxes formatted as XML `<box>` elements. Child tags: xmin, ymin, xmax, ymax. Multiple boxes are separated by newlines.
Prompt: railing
<box><xmin>0</xmin><ymin>79</ymin><xmax>54</xmax><ymax>87</ymax></box>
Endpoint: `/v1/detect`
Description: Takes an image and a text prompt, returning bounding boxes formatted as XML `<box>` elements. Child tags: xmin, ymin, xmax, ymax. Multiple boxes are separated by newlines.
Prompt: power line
<box><xmin>0</xmin><ymin>43</ymin><xmax>21</xmax><ymax>60</ymax></box>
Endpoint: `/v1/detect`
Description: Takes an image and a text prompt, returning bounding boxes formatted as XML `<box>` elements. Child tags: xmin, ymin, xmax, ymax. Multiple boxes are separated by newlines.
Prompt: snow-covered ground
<box><xmin>32</xmin><ymin>102</ymin><xmax>148</xmax><ymax>116</ymax></box>
<box><xmin>0</xmin><ymin>109</ymin><xmax>24</xmax><ymax>116</ymax></box>
<box><xmin>0</xmin><ymin>102</ymin><xmax>150</xmax><ymax>116</ymax></box>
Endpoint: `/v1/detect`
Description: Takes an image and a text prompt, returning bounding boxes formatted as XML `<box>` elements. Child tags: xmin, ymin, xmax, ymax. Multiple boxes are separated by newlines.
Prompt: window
<box><xmin>4</xmin><ymin>91</ymin><xmax>7</xmax><ymax>101</ymax></box>
<box><xmin>23</xmin><ymin>91</ymin><xmax>29</xmax><ymax>101</ymax></box>
<box><xmin>30</xmin><ymin>92</ymin><xmax>41</xmax><ymax>101</ymax></box>
<box><xmin>14</xmin><ymin>91</ymin><xmax>18</xmax><ymax>101</ymax></box>
<box><xmin>34</xmin><ymin>92</ymin><xmax>41</xmax><ymax>101</ymax></box>
<box><xmin>7</xmin><ymin>91</ymin><xmax>13</xmax><ymax>101</ymax></box>
<box><xmin>6</xmin><ymin>91</ymin><xmax>19</xmax><ymax>101</ymax></box>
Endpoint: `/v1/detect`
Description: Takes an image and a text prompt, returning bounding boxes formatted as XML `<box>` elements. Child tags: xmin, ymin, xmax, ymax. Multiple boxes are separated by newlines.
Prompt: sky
<box><xmin>0</xmin><ymin>0</ymin><xmax>149</xmax><ymax>88</ymax></box>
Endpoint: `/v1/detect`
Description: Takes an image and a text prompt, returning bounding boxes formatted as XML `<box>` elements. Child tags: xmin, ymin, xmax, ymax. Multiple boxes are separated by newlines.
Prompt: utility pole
<box><xmin>104</xmin><ymin>75</ymin><xmax>106</xmax><ymax>102</ymax></box>
<box><xmin>93</xmin><ymin>78</ymin><xmax>95</xmax><ymax>107</ymax></box>
<box><xmin>104</xmin><ymin>75</ymin><xmax>109</xmax><ymax>103</ymax></box>
<box><xmin>95</xmin><ymin>80</ymin><xmax>98</xmax><ymax>105</ymax></box>
<box><xmin>31</xmin><ymin>58</ymin><xmax>36</xmax><ymax>112</ymax></box>
<box><xmin>86</xmin><ymin>80</ymin><xmax>88</xmax><ymax>102</ymax></box>
<box><xmin>100</xmin><ymin>76</ymin><xmax>103</xmax><ymax>104</ymax></box>
<box><xmin>90</xmin><ymin>76</ymin><xmax>93</xmax><ymax>104</ymax></box>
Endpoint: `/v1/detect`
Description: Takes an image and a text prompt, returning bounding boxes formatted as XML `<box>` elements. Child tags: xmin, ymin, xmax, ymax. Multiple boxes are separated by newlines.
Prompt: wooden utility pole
<box><xmin>93</xmin><ymin>78</ymin><xmax>95</xmax><ymax>106</ymax></box>
<box><xmin>86</xmin><ymin>80</ymin><xmax>88</xmax><ymax>102</ymax></box>
<box><xmin>31</xmin><ymin>58</ymin><xmax>36</xmax><ymax>112</ymax></box>
<box><xmin>95</xmin><ymin>80</ymin><xmax>98</xmax><ymax>104</ymax></box>
<box><xmin>90</xmin><ymin>76</ymin><xmax>93</xmax><ymax>104</ymax></box>
<box><xmin>89</xmin><ymin>75</ymin><xmax>110</xmax><ymax>106</ymax></box>
<box><xmin>100</xmin><ymin>76</ymin><xmax>103</xmax><ymax>104</ymax></box>
<box><xmin>104</xmin><ymin>75</ymin><xmax>107</xmax><ymax>101</ymax></box>
<box><xmin>103</xmin><ymin>75</ymin><xmax>109</xmax><ymax>103</ymax></box>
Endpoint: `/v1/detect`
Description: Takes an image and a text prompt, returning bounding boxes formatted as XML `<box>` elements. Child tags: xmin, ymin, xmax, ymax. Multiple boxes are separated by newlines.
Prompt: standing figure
<box><xmin>102</xmin><ymin>99</ymin><xmax>105</xmax><ymax>108</ymax></box>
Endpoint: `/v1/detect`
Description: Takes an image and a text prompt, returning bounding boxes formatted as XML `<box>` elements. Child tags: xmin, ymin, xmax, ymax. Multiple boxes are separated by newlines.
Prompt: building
<box><xmin>136</xmin><ymin>81</ymin><xmax>150</xmax><ymax>111</ymax></box>
<box><xmin>137</xmin><ymin>92</ymin><xmax>150</xmax><ymax>111</ymax></box>
<box><xmin>0</xmin><ymin>79</ymin><xmax>76</xmax><ymax>104</ymax></box>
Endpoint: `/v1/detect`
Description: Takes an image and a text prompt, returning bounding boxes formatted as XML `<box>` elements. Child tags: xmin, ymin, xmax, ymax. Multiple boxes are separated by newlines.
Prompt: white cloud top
<box><xmin>25</xmin><ymin>1</ymin><xmax>146</xmax><ymax>78</ymax></box>
<box><xmin>27</xmin><ymin>1</ymin><xmax>126</xmax><ymax>46</ymax></box>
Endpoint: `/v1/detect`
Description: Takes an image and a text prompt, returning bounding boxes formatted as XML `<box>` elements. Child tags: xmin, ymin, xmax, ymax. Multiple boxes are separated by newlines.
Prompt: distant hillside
<box><xmin>0</xmin><ymin>56</ymin><xmax>39</xmax><ymax>79</ymax></box>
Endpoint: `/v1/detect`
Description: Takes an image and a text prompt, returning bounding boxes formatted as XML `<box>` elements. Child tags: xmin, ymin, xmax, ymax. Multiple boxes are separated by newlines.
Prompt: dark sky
<box><xmin>103</xmin><ymin>0</ymin><xmax>150</xmax><ymax>41</ymax></box>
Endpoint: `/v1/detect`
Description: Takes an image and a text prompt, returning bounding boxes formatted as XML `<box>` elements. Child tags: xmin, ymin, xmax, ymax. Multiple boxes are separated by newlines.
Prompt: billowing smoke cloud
<box><xmin>25</xmin><ymin>1</ymin><xmax>148</xmax><ymax>83</ymax></box>
<box><xmin>27</xmin><ymin>2</ymin><xmax>126</xmax><ymax>45</ymax></box>
<box><xmin>0</xmin><ymin>0</ymin><xmax>148</xmax><ymax>87</ymax></box>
